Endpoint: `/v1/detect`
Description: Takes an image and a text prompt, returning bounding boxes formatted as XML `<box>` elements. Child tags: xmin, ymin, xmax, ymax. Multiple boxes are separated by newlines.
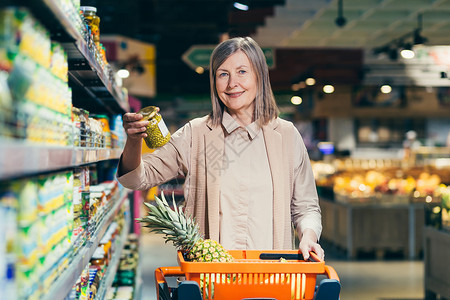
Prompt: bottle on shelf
<box><xmin>79</xmin><ymin>6</ymin><xmax>100</xmax><ymax>50</ymax></box>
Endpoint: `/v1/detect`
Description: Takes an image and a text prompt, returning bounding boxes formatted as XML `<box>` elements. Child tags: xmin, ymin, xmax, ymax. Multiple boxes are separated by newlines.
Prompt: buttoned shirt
<box><xmin>219</xmin><ymin>112</ymin><xmax>273</xmax><ymax>250</ymax></box>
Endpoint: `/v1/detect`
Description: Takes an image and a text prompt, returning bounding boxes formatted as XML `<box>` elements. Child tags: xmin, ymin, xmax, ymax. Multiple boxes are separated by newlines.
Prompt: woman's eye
<box><xmin>238</xmin><ymin>70</ymin><xmax>247</xmax><ymax>74</ymax></box>
<box><xmin>218</xmin><ymin>72</ymin><xmax>228</xmax><ymax>77</ymax></box>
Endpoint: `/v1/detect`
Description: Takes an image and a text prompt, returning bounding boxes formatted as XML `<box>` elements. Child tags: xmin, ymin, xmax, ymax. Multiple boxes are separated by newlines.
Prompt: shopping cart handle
<box><xmin>259</xmin><ymin>253</ymin><xmax>303</xmax><ymax>260</ymax></box>
<box><xmin>259</xmin><ymin>251</ymin><xmax>320</xmax><ymax>262</ymax></box>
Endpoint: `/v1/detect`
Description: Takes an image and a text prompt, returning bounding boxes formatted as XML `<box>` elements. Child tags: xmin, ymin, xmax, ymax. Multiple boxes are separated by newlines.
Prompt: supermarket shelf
<box><xmin>87</xmin><ymin>191</ymin><xmax>130</xmax><ymax>257</ymax></box>
<box><xmin>3</xmin><ymin>0</ymin><xmax>129</xmax><ymax>114</ymax></box>
<box><xmin>43</xmin><ymin>191</ymin><xmax>130</xmax><ymax>300</ymax></box>
<box><xmin>95</xmin><ymin>209</ymin><xmax>131</xmax><ymax>300</ymax></box>
<box><xmin>0</xmin><ymin>138</ymin><xmax>122</xmax><ymax>180</ymax></box>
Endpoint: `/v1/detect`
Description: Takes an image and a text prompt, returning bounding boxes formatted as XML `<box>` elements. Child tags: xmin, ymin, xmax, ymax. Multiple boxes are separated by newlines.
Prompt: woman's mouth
<box><xmin>226</xmin><ymin>91</ymin><xmax>244</xmax><ymax>98</ymax></box>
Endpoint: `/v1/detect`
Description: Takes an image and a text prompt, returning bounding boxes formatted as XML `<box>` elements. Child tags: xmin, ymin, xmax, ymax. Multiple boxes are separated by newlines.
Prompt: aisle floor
<box><xmin>139</xmin><ymin>233</ymin><xmax>424</xmax><ymax>300</ymax></box>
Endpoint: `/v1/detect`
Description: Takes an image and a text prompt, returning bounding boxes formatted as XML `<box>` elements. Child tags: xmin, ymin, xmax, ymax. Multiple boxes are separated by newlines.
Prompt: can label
<box><xmin>158</xmin><ymin>118</ymin><xmax>169</xmax><ymax>137</ymax></box>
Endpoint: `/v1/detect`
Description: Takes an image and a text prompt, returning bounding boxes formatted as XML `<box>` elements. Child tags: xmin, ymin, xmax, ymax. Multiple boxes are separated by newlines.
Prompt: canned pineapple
<box><xmin>138</xmin><ymin>106</ymin><xmax>171</xmax><ymax>149</ymax></box>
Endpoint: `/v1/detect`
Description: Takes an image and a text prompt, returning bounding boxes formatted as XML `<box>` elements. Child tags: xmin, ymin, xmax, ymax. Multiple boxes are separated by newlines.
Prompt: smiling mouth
<box><xmin>226</xmin><ymin>91</ymin><xmax>244</xmax><ymax>97</ymax></box>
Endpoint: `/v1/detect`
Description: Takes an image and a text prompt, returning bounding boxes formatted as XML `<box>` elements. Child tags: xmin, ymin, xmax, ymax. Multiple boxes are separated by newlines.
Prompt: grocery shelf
<box><xmin>0</xmin><ymin>138</ymin><xmax>122</xmax><ymax>180</ymax></box>
<box><xmin>42</xmin><ymin>191</ymin><xmax>130</xmax><ymax>300</ymax></box>
<box><xmin>2</xmin><ymin>0</ymin><xmax>129</xmax><ymax>114</ymax></box>
<box><xmin>95</xmin><ymin>212</ymin><xmax>131</xmax><ymax>300</ymax></box>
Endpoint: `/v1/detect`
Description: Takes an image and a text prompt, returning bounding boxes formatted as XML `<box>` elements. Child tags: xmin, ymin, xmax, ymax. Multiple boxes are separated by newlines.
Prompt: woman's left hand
<box><xmin>299</xmin><ymin>229</ymin><xmax>325</xmax><ymax>261</ymax></box>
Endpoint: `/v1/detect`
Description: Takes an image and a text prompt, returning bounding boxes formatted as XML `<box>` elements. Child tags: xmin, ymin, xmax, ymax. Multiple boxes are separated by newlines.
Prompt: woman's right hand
<box><xmin>122</xmin><ymin>112</ymin><xmax>150</xmax><ymax>141</ymax></box>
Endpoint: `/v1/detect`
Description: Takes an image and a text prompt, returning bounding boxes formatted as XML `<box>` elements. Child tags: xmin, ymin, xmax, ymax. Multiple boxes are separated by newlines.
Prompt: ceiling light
<box><xmin>400</xmin><ymin>43</ymin><xmax>415</xmax><ymax>59</ymax></box>
<box><xmin>291</xmin><ymin>96</ymin><xmax>302</xmax><ymax>105</ymax></box>
<box><xmin>117</xmin><ymin>69</ymin><xmax>130</xmax><ymax>78</ymax></box>
<box><xmin>380</xmin><ymin>85</ymin><xmax>392</xmax><ymax>94</ymax></box>
<box><xmin>233</xmin><ymin>2</ymin><xmax>249</xmax><ymax>11</ymax></box>
<box><xmin>305</xmin><ymin>78</ymin><xmax>316</xmax><ymax>86</ymax></box>
<box><xmin>323</xmin><ymin>85</ymin><xmax>334</xmax><ymax>94</ymax></box>
<box><xmin>400</xmin><ymin>49</ymin><xmax>415</xmax><ymax>59</ymax></box>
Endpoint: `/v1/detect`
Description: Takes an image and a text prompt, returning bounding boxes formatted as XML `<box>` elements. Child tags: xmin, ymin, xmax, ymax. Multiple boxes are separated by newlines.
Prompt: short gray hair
<box><xmin>209</xmin><ymin>37</ymin><xmax>279</xmax><ymax>127</ymax></box>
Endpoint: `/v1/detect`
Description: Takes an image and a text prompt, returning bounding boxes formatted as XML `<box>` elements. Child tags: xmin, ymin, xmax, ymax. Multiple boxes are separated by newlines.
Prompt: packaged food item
<box><xmin>137</xmin><ymin>106</ymin><xmax>171</xmax><ymax>149</ymax></box>
<box><xmin>94</xmin><ymin>114</ymin><xmax>111</xmax><ymax>148</ymax></box>
<box><xmin>80</xmin><ymin>6</ymin><xmax>100</xmax><ymax>49</ymax></box>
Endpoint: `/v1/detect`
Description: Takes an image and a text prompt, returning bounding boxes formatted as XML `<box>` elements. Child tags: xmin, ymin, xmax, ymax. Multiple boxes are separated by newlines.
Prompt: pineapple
<box><xmin>138</xmin><ymin>192</ymin><xmax>234</xmax><ymax>263</ymax></box>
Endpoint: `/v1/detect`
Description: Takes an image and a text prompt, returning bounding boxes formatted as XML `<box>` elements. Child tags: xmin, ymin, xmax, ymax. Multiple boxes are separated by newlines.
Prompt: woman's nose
<box><xmin>227</xmin><ymin>74</ymin><xmax>238</xmax><ymax>88</ymax></box>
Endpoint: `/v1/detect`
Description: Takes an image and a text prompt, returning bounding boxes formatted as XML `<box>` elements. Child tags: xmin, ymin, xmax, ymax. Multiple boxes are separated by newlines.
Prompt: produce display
<box><xmin>312</xmin><ymin>159</ymin><xmax>448</xmax><ymax>205</ymax></box>
<box><xmin>138</xmin><ymin>192</ymin><xmax>234</xmax><ymax>263</ymax></box>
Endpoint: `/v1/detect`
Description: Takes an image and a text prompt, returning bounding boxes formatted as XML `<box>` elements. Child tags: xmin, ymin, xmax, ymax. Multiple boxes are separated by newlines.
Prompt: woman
<box><xmin>117</xmin><ymin>37</ymin><xmax>324</xmax><ymax>260</ymax></box>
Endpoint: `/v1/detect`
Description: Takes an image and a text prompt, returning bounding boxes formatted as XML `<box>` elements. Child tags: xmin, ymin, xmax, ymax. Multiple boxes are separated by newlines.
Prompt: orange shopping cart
<box><xmin>155</xmin><ymin>250</ymin><xmax>341</xmax><ymax>300</ymax></box>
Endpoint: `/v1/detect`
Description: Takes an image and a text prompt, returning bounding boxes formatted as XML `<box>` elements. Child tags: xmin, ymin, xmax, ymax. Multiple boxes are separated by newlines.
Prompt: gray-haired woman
<box><xmin>118</xmin><ymin>37</ymin><xmax>324</xmax><ymax>260</ymax></box>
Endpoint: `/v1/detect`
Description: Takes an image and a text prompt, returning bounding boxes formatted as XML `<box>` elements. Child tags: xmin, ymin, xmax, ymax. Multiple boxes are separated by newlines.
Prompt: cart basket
<box><xmin>155</xmin><ymin>250</ymin><xmax>340</xmax><ymax>300</ymax></box>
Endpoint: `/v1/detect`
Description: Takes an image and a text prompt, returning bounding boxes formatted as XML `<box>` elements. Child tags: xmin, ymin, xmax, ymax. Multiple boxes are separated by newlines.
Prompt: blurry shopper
<box><xmin>117</xmin><ymin>37</ymin><xmax>323</xmax><ymax>260</ymax></box>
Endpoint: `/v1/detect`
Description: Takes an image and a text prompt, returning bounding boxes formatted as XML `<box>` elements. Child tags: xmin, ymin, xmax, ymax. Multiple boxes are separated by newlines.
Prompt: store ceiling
<box><xmin>254</xmin><ymin>0</ymin><xmax>450</xmax><ymax>48</ymax></box>
<box><xmin>84</xmin><ymin>0</ymin><xmax>450</xmax><ymax>96</ymax></box>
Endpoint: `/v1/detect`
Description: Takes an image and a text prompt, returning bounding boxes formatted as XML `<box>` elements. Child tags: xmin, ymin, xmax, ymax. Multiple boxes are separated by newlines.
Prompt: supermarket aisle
<box><xmin>139</xmin><ymin>232</ymin><xmax>424</xmax><ymax>300</ymax></box>
<box><xmin>140</xmin><ymin>232</ymin><xmax>178</xmax><ymax>300</ymax></box>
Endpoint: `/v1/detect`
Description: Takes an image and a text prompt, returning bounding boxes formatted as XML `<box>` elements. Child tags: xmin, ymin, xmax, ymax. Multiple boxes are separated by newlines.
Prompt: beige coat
<box><xmin>117</xmin><ymin>115</ymin><xmax>321</xmax><ymax>249</ymax></box>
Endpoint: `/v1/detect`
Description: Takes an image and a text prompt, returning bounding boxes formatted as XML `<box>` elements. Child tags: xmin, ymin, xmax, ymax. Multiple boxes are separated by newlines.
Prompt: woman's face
<box><xmin>215</xmin><ymin>50</ymin><xmax>257</xmax><ymax>117</ymax></box>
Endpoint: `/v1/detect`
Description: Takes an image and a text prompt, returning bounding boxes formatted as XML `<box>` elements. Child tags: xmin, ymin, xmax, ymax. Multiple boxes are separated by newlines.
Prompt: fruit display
<box><xmin>138</xmin><ymin>192</ymin><xmax>234</xmax><ymax>263</ymax></box>
<box><xmin>312</xmin><ymin>159</ymin><xmax>449</xmax><ymax>204</ymax></box>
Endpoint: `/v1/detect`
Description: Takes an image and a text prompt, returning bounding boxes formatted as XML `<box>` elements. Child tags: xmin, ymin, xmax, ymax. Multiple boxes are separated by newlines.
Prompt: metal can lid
<box><xmin>80</xmin><ymin>6</ymin><xmax>97</xmax><ymax>13</ymax></box>
<box><xmin>138</xmin><ymin>106</ymin><xmax>158</xmax><ymax>120</ymax></box>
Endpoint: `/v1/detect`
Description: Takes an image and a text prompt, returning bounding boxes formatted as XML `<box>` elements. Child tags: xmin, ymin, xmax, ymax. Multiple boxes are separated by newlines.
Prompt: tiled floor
<box><xmin>138</xmin><ymin>233</ymin><xmax>424</xmax><ymax>300</ymax></box>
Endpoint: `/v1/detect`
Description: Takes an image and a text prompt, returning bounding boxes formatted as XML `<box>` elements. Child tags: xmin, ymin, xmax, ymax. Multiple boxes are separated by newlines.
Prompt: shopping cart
<box><xmin>155</xmin><ymin>250</ymin><xmax>340</xmax><ymax>300</ymax></box>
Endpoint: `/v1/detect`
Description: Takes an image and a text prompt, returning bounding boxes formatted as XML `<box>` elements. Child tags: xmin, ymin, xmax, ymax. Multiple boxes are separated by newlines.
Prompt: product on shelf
<box><xmin>0</xmin><ymin>7</ymin><xmax>72</xmax><ymax>145</ymax></box>
<box><xmin>110</xmin><ymin>114</ymin><xmax>126</xmax><ymax>149</ymax></box>
<box><xmin>0</xmin><ymin>170</ymin><xmax>76</xmax><ymax>299</ymax></box>
<box><xmin>67</xmin><ymin>197</ymin><xmax>129</xmax><ymax>300</ymax></box>
<box><xmin>80</xmin><ymin>7</ymin><xmax>100</xmax><ymax>49</ymax></box>
<box><xmin>104</xmin><ymin>233</ymin><xmax>140</xmax><ymax>300</ymax></box>
<box><xmin>94</xmin><ymin>115</ymin><xmax>111</xmax><ymax>149</ymax></box>
<box><xmin>1</xmin><ymin>2</ymin><xmax>132</xmax><ymax>299</ymax></box>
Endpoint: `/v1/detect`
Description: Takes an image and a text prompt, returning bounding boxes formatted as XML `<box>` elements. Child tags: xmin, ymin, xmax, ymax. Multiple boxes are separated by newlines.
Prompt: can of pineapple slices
<box><xmin>138</xmin><ymin>106</ymin><xmax>171</xmax><ymax>149</ymax></box>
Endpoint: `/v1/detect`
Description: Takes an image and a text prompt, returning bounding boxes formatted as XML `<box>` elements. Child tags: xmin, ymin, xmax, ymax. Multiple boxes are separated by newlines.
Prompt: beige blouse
<box><xmin>219</xmin><ymin>112</ymin><xmax>273</xmax><ymax>250</ymax></box>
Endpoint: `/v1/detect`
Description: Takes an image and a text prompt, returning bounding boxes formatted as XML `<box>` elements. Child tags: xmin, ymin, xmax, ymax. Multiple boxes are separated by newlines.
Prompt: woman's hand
<box><xmin>122</xmin><ymin>112</ymin><xmax>151</xmax><ymax>141</ymax></box>
<box><xmin>299</xmin><ymin>229</ymin><xmax>324</xmax><ymax>261</ymax></box>
<box><xmin>118</xmin><ymin>108</ymin><xmax>157</xmax><ymax>176</ymax></box>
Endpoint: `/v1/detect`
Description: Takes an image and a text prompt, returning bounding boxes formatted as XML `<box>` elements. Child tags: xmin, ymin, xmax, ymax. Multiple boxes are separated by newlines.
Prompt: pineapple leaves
<box><xmin>137</xmin><ymin>191</ymin><xmax>204</xmax><ymax>252</ymax></box>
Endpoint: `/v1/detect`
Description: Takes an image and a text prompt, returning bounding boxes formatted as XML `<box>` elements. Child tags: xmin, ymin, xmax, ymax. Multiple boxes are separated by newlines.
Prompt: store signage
<box><xmin>182</xmin><ymin>45</ymin><xmax>275</xmax><ymax>70</ymax></box>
